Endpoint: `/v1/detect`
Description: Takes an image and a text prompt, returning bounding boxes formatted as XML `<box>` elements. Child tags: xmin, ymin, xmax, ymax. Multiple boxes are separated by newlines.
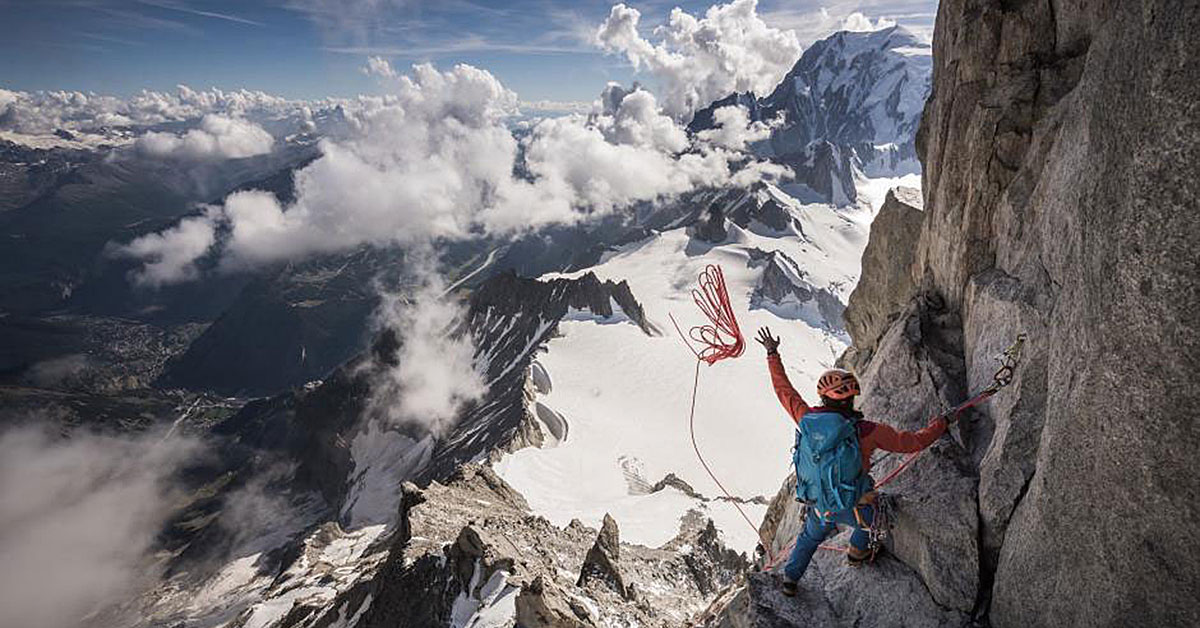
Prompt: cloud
<box><xmin>0</xmin><ymin>85</ymin><xmax>301</xmax><ymax>135</ymax></box>
<box><xmin>24</xmin><ymin>354</ymin><xmax>92</xmax><ymax>389</ymax></box>
<box><xmin>369</xmin><ymin>274</ymin><xmax>485</xmax><ymax>435</ymax></box>
<box><xmin>110</xmin><ymin>207</ymin><xmax>219</xmax><ymax>287</ymax></box>
<box><xmin>137</xmin><ymin>0</ymin><xmax>264</xmax><ymax>26</ymax></box>
<box><xmin>136</xmin><ymin>114</ymin><xmax>274</xmax><ymax>160</ymax></box>
<box><xmin>759</xmin><ymin>3</ymin><xmax>931</xmax><ymax>47</ymax></box>
<box><xmin>284</xmin><ymin>0</ymin><xmax>413</xmax><ymax>46</ymax></box>
<box><xmin>595</xmin><ymin>0</ymin><xmax>801</xmax><ymax>119</ymax></box>
<box><xmin>695</xmin><ymin>104</ymin><xmax>774</xmax><ymax>151</ymax></box>
<box><xmin>120</xmin><ymin>63</ymin><xmax>792</xmax><ymax>284</ymax></box>
<box><xmin>0</xmin><ymin>426</ymin><xmax>200</xmax><ymax>628</ymax></box>
<box><xmin>363</xmin><ymin>55</ymin><xmax>398</xmax><ymax>78</ymax></box>
<box><xmin>841</xmin><ymin>11</ymin><xmax>898</xmax><ymax>32</ymax></box>
<box><xmin>518</xmin><ymin>99</ymin><xmax>593</xmax><ymax>115</ymax></box>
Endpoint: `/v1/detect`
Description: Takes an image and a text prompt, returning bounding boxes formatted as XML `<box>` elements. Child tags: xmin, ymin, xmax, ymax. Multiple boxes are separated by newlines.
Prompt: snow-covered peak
<box><xmin>761</xmin><ymin>25</ymin><xmax>931</xmax><ymax>151</ymax></box>
<box><xmin>686</xmin><ymin>26</ymin><xmax>931</xmax><ymax>206</ymax></box>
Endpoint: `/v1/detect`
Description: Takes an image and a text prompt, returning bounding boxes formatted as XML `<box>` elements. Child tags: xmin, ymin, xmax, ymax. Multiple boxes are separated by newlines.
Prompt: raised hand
<box><xmin>756</xmin><ymin>327</ymin><xmax>780</xmax><ymax>354</ymax></box>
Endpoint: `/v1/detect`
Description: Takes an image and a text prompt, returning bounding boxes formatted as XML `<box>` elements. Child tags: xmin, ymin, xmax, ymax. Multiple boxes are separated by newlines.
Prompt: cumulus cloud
<box><xmin>758</xmin><ymin>5</ymin><xmax>921</xmax><ymax>48</ymax></box>
<box><xmin>696</xmin><ymin>104</ymin><xmax>774</xmax><ymax>151</ymax></box>
<box><xmin>369</xmin><ymin>274</ymin><xmax>485</xmax><ymax>435</ymax></box>
<box><xmin>110</xmin><ymin>206</ymin><xmax>220</xmax><ymax>287</ymax></box>
<box><xmin>595</xmin><ymin>0</ymin><xmax>801</xmax><ymax>119</ymax></box>
<box><xmin>0</xmin><ymin>85</ymin><xmax>300</xmax><ymax>135</ymax></box>
<box><xmin>841</xmin><ymin>11</ymin><xmax>898</xmax><ymax>32</ymax></box>
<box><xmin>363</xmin><ymin>55</ymin><xmax>398</xmax><ymax>79</ymax></box>
<box><xmin>120</xmin><ymin>63</ymin><xmax>791</xmax><ymax>284</ymax></box>
<box><xmin>136</xmin><ymin>114</ymin><xmax>274</xmax><ymax>160</ymax></box>
<box><xmin>0</xmin><ymin>426</ymin><xmax>199</xmax><ymax>628</ymax></box>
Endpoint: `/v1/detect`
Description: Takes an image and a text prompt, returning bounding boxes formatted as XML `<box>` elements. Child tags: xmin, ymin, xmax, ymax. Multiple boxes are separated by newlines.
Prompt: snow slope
<box><xmin>496</xmin><ymin>181</ymin><xmax>895</xmax><ymax>554</ymax></box>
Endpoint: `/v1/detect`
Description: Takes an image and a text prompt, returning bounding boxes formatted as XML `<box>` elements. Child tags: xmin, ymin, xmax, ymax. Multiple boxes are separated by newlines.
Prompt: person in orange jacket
<box><xmin>755</xmin><ymin>326</ymin><xmax>949</xmax><ymax>597</ymax></box>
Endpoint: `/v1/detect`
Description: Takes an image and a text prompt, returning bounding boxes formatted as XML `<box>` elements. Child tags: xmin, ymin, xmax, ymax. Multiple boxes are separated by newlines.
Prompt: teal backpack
<box><xmin>793</xmin><ymin>409</ymin><xmax>872</xmax><ymax>513</ymax></box>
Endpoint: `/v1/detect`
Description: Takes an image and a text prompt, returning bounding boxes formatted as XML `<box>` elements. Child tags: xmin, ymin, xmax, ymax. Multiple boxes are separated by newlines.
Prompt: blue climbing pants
<box><xmin>783</xmin><ymin>503</ymin><xmax>875</xmax><ymax>582</ymax></box>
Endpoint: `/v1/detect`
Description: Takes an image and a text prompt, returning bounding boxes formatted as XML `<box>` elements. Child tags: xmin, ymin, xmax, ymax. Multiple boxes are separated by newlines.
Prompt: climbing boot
<box><xmin>847</xmin><ymin>546</ymin><xmax>875</xmax><ymax>568</ymax></box>
<box><xmin>780</xmin><ymin>578</ymin><xmax>797</xmax><ymax>597</ymax></box>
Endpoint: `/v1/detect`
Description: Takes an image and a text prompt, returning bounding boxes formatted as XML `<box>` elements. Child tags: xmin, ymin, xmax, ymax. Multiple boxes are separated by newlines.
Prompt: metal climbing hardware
<box><xmin>989</xmin><ymin>333</ymin><xmax>1027</xmax><ymax>391</ymax></box>
<box><xmin>865</xmin><ymin>492</ymin><xmax>895</xmax><ymax>559</ymax></box>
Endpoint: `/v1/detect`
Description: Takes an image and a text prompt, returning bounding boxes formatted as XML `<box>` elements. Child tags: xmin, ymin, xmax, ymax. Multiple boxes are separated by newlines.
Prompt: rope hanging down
<box><xmin>669</xmin><ymin>265</ymin><xmax>775</xmax><ymax>553</ymax></box>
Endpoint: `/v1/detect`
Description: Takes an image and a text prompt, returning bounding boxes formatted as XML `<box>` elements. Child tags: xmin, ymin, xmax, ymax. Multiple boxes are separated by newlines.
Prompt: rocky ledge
<box><xmin>308</xmin><ymin>464</ymin><xmax>748</xmax><ymax>627</ymax></box>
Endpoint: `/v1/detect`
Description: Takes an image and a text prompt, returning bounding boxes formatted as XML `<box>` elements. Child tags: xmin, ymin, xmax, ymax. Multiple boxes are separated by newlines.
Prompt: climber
<box><xmin>754</xmin><ymin>326</ymin><xmax>951</xmax><ymax>597</ymax></box>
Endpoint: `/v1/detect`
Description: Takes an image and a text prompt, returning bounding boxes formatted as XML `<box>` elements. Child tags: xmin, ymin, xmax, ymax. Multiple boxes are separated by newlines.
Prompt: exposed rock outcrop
<box><xmin>841</xmin><ymin>186</ymin><xmax>923</xmax><ymax>371</ymax></box>
<box><xmin>517</xmin><ymin>575</ymin><xmax>594</xmax><ymax>628</ymax></box>
<box><xmin>710</xmin><ymin>470</ymin><xmax>968</xmax><ymax>627</ymax></box>
<box><xmin>577</xmin><ymin>514</ymin><xmax>629</xmax><ymax>599</ymax></box>
<box><xmin>308</xmin><ymin>465</ymin><xmax>746</xmax><ymax>627</ymax></box>
<box><xmin>910</xmin><ymin>1</ymin><xmax>1200</xmax><ymax>625</ymax></box>
<box><xmin>751</xmin><ymin>250</ymin><xmax>846</xmax><ymax>333</ymax></box>
<box><xmin>689</xmin><ymin>184</ymin><xmax>808</xmax><ymax>244</ymax></box>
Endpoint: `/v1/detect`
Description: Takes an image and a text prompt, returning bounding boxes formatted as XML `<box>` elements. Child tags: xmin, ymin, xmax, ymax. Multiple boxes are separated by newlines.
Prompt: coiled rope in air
<box><xmin>669</xmin><ymin>265</ymin><xmax>770</xmax><ymax>545</ymax></box>
<box><xmin>671</xmin><ymin>265</ymin><xmax>854</xmax><ymax>570</ymax></box>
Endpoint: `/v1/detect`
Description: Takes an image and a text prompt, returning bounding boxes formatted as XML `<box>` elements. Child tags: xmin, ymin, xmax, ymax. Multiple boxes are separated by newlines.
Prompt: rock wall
<box><xmin>851</xmin><ymin>0</ymin><xmax>1200</xmax><ymax>626</ymax></box>
<box><xmin>733</xmin><ymin>2</ymin><xmax>1199</xmax><ymax>627</ymax></box>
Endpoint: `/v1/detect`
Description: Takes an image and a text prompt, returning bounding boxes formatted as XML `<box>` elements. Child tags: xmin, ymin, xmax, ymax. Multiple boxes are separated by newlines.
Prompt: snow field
<box><xmin>496</xmin><ymin>185</ymin><xmax>885</xmax><ymax>554</ymax></box>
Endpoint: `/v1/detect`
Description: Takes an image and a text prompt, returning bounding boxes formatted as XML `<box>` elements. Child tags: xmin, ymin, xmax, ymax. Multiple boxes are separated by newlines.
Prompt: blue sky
<box><xmin>0</xmin><ymin>0</ymin><xmax>938</xmax><ymax>102</ymax></box>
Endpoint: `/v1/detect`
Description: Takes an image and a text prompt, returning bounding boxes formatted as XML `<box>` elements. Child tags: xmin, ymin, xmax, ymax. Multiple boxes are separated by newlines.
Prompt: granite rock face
<box><xmin>516</xmin><ymin>575</ymin><xmax>594</xmax><ymax>628</ymax></box>
<box><xmin>913</xmin><ymin>1</ymin><xmax>1200</xmax><ymax>626</ymax></box>
<box><xmin>854</xmin><ymin>297</ymin><xmax>980</xmax><ymax>613</ymax></box>
<box><xmin>711</xmin><ymin>472</ymin><xmax>968</xmax><ymax>628</ymax></box>
<box><xmin>729</xmin><ymin>3</ymin><xmax>1200</xmax><ymax>626</ymax></box>
<box><xmin>577</xmin><ymin>514</ymin><xmax>630</xmax><ymax>599</ymax></box>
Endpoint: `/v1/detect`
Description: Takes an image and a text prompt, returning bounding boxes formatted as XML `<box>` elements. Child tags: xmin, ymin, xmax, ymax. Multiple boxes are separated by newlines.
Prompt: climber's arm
<box><xmin>767</xmin><ymin>353</ymin><xmax>809</xmax><ymax>424</ymax></box>
<box><xmin>862</xmin><ymin>416</ymin><xmax>947</xmax><ymax>453</ymax></box>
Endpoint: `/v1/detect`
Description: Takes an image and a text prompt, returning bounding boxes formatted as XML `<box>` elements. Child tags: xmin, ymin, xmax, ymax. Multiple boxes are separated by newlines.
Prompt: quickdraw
<box><xmin>864</xmin><ymin>492</ymin><xmax>895</xmax><ymax>560</ymax></box>
<box><xmin>987</xmin><ymin>333</ymin><xmax>1026</xmax><ymax>391</ymax></box>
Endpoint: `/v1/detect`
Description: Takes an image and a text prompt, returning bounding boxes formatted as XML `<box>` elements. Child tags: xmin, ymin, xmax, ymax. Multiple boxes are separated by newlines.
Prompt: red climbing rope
<box><xmin>672</xmin><ymin>265</ymin><xmax>859</xmax><ymax>571</ymax></box>
<box><xmin>670</xmin><ymin>265</ymin><xmax>773</xmax><ymax>551</ymax></box>
<box><xmin>670</xmin><ymin>264</ymin><xmax>744</xmax><ymax>365</ymax></box>
<box><xmin>874</xmin><ymin>381</ymin><xmax>1012</xmax><ymax>490</ymax></box>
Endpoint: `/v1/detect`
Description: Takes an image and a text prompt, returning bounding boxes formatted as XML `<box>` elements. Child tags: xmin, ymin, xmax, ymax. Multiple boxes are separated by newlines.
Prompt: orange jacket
<box><xmin>767</xmin><ymin>353</ymin><xmax>947</xmax><ymax>476</ymax></box>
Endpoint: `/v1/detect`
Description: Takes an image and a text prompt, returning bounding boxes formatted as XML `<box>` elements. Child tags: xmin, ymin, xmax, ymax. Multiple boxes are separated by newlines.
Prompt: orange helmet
<box><xmin>817</xmin><ymin>369</ymin><xmax>860</xmax><ymax>400</ymax></box>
